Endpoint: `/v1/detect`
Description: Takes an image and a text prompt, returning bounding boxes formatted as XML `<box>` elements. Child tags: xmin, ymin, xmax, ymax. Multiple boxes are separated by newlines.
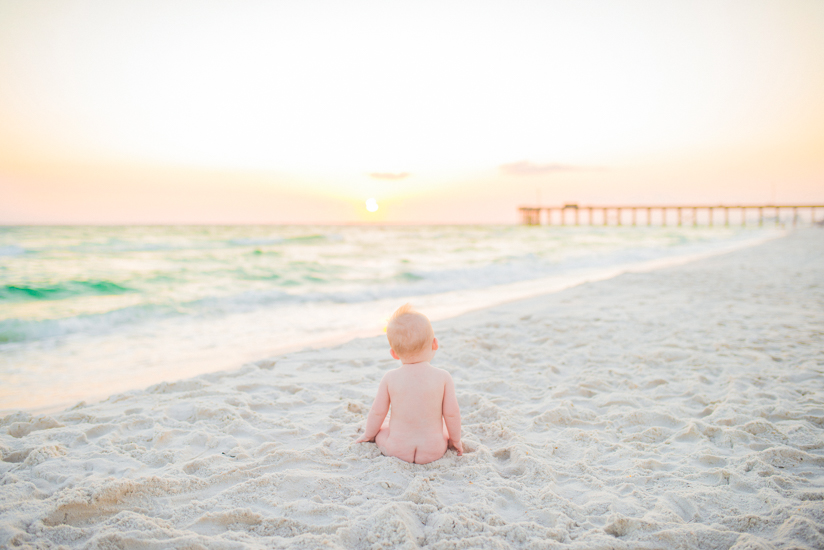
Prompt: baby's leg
<box><xmin>374</xmin><ymin>417</ymin><xmax>391</xmax><ymax>452</ymax></box>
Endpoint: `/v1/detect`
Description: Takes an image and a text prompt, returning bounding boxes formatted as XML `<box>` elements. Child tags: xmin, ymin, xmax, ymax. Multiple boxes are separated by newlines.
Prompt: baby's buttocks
<box><xmin>382</xmin><ymin>431</ymin><xmax>447</xmax><ymax>464</ymax></box>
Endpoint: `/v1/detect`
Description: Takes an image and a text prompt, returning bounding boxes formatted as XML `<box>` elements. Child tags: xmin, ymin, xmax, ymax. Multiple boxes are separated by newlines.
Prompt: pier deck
<box><xmin>519</xmin><ymin>204</ymin><xmax>824</xmax><ymax>227</ymax></box>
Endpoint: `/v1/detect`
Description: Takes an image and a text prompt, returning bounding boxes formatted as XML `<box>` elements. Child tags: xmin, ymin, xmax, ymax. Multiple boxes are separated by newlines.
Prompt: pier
<box><xmin>519</xmin><ymin>204</ymin><xmax>824</xmax><ymax>227</ymax></box>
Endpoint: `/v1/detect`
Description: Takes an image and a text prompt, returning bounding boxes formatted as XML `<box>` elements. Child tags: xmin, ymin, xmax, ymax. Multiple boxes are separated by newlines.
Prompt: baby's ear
<box><xmin>390</xmin><ymin>348</ymin><xmax>400</xmax><ymax>360</ymax></box>
<box><xmin>432</xmin><ymin>337</ymin><xmax>439</xmax><ymax>351</ymax></box>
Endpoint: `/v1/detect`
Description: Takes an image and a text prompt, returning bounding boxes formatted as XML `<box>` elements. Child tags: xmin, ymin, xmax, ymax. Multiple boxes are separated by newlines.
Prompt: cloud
<box><xmin>499</xmin><ymin>161</ymin><xmax>596</xmax><ymax>176</ymax></box>
<box><xmin>369</xmin><ymin>172</ymin><xmax>410</xmax><ymax>180</ymax></box>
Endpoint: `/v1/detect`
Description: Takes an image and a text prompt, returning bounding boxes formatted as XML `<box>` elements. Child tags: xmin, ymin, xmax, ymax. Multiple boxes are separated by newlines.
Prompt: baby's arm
<box><xmin>355</xmin><ymin>373</ymin><xmax>390</xmax><ymax>443</ymax></box>
<box><xmin>442</xmin><ymin>371</ymin><xmax>462</xmax><ymax>455</ymax></box>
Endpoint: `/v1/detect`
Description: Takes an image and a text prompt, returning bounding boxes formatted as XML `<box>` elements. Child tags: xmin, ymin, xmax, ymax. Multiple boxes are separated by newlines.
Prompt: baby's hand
<box><xmin>355</xmin><ymin>433</ymin><xmax>373</xmax><ymax>443</ymax></box>
<box><xmin>449</xmin><ymin>439</ymin><xmax>463</xmax><ymax>456</ymax></box>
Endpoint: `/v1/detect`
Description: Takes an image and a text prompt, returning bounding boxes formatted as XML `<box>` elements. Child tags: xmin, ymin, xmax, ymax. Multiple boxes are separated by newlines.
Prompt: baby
<box><xmin>355</xmin><ymin>304</ymin><xmax>462</xmax><ymax>464</ymax></box>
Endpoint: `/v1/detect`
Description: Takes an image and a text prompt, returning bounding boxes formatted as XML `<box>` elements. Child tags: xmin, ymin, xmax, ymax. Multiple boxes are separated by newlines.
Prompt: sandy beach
<box><xmin>1</xmin><ymin>228</ymin><xmax>822</xmax><ymax>549</ymax></box>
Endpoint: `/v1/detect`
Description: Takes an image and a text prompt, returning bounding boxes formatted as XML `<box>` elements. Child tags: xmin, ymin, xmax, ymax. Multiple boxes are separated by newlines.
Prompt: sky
<box><xmin>1</xmin><ymin>0</ymin><xmax>823</xmax><ymax>224</ymax></box>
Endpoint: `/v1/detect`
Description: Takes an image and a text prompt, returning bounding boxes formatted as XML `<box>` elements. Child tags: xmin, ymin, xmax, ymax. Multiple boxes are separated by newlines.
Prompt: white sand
<box><xmin>1</xmin><ymin>229</ymin><xmax>822</xmax><ymax>549</ymax></box>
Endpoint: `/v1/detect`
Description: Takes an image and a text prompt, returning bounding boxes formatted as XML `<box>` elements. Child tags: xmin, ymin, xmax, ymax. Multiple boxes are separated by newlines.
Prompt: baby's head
<box><xmin>386</xmin><ymin>303</ymin><xmax>438</xmax><ymax>363</ymax></box>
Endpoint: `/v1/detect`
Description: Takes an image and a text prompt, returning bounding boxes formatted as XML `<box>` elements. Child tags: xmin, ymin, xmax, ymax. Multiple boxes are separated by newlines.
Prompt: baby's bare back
<box><xmin>379</xmin><ymin>362</ymin><xmax>448</xmax><ymax>463</ymax></box>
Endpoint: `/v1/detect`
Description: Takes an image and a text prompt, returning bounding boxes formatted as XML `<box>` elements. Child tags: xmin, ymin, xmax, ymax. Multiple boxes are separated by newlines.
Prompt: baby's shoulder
<box><xmin>431</xmin><ymin>365</ymin><xmax>454</xmax><ymax>380</ymax></box>
<box><xmin>382</xmin><ymin>368</ymin><xmax>401</xmax><ymax>381</ymax></box>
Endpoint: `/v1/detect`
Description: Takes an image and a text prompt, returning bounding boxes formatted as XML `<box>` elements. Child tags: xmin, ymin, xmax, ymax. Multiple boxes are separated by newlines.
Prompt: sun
<box><xmin>365</xmin><ymin>198</ymin><xmax>379</xmax><ymax>212</ymax></box>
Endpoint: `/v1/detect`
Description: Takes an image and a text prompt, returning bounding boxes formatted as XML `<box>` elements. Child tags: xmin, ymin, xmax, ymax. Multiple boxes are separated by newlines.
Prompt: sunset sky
<box><xmin>1</xmin><ymin>0</ymin><xmax>823</xmax><ymax>224</ymax></box>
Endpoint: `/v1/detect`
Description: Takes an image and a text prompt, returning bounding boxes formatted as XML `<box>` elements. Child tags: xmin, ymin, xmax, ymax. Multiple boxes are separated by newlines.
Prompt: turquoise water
<box><xmin>0</xmin><ymin>225</ymin><xmax>775</xmax><ymax>412</ymax></box>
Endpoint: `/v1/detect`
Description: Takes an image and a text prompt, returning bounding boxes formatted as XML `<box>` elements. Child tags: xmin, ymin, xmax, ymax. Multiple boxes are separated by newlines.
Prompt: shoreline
<box><xmin>1</xmin><ymin>228</ymin><xmax>822</xmax><ymax>549</ymax></box>
<box><xmin>2</xmin><ymin>228</ymin><xmax>782</xmax><ymax>416</ymax></box>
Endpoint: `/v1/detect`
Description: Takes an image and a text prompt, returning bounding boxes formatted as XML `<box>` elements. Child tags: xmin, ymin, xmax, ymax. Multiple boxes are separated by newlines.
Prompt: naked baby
<box><xmin>355</xmin><ymin>304</ymin><xmax>462</xmax><ymax>464</ymax></box>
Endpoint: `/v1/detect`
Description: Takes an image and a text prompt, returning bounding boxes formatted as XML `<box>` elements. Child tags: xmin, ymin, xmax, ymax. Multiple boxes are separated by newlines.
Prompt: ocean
<box><xmin>0</xmin><ymin>224</ymin><xmax>777</xmax><ymax>413</ymax></box>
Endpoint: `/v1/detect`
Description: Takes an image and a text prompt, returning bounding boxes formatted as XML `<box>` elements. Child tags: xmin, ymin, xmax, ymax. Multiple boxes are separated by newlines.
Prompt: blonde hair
<box><xmin>386</xmin><ymin>303</ymin><xmax>433</xmax><ymax>358</ymax></box>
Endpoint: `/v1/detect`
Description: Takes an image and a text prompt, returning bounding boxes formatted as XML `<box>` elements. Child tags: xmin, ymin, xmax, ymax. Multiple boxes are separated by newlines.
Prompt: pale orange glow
<box><xmin>1</xmin><ymin>1</ymin><xmax>823</xmax><ymax>224</ymax></box>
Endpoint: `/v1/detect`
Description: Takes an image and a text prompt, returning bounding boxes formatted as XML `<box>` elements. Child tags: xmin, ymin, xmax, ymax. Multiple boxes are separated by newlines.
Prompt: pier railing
<box><xmin>519</xmin><ymin>204</ymin><xmax>824</xmax><ymax>227</ymax></box>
